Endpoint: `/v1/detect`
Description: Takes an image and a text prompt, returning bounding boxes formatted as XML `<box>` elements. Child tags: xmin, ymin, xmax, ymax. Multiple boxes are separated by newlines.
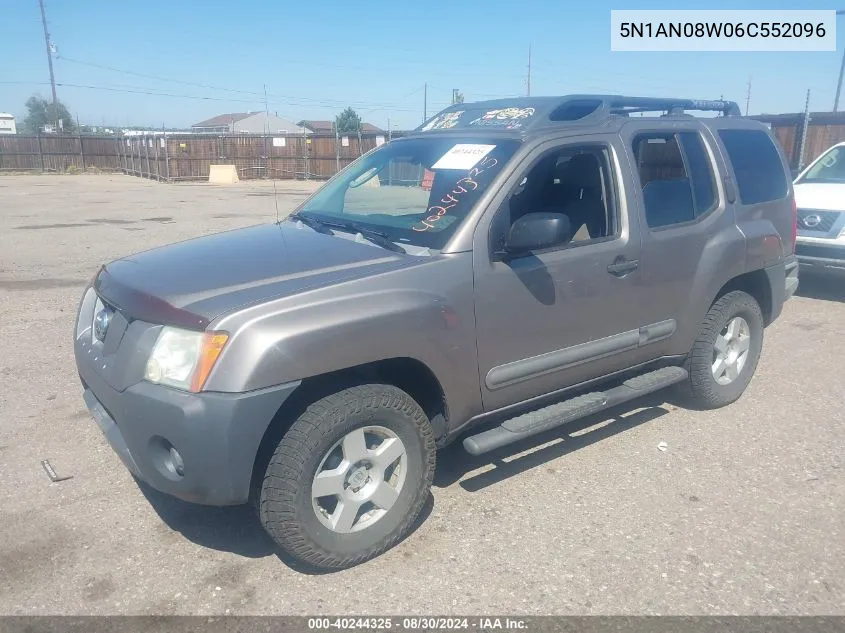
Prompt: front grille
<box><xmin>796</xmin><ymin>243</ymin><xmax>845</xmax><ymax>260</ymax></box>
<box><xmin>797</xmin><ymin>209</ymin><xmax>840</xmax><ymax>233</ymax></box>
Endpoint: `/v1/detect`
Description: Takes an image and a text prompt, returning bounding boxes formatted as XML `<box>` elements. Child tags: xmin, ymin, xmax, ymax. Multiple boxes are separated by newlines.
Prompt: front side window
<box><xmin>298</xmin><ymin>137</ymin><xmax>521</xmax><ymax>249</ymax></box>
<box><xmin>797</xmin><ymin>145</ymin><xmax>845</xmax><ymax>184</ymax></box>
<box><xmin>489</xmin><ymin>144</ymin><xmax>618</xmax><ymax>256</ymax></box>
<box><xmin>633</xmin><ymin>131</ymin><xmax>717</xmax><ymax>228</ymax></box>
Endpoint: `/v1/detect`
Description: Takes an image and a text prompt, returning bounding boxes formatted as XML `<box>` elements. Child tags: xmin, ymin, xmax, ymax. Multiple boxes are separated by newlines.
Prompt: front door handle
<box><xmin>607</xmin><ymin>258</ymin><xmax>639</xmax><ymax>276</ymax></box>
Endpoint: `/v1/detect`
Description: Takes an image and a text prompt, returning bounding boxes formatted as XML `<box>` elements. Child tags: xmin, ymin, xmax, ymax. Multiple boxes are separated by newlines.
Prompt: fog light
<box><xmin>169</xmin><ymin>446</ymin><xmax>185</xmax><ymax>477</ymax></box>
<box><xmin>150</xmin><ymin>436</ymin><xmax>186</xmax><ymax>480</ymax></box>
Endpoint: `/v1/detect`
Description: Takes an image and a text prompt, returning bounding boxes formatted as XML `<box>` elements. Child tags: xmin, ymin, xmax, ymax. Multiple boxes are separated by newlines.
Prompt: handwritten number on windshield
<box><xmin>412</xmin><ymin>157</ymin><xmax>499</xmax><ymax>232</ymax></box>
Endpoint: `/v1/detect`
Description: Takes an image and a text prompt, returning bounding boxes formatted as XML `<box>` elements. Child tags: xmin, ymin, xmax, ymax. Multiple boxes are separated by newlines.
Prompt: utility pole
<box><xmin>527</xmin><ymin>44</ymin><xmax>532</xmax><ymax>97</ymax></box>
<box><xmin>423</xmin><ymin>83</ymin><xmax>427</xmax><ymax>122</ymax></box>
<box><xmin>834</xmin><ymin>10</ymin><xmax>845</xmax><ymax>111</ymax></box>
<box><xmin>38</xmin><ymin>0</ymin><xmax>59</xmax><ymax>132</ymax></box>
<box><xmin>798</xmin><ymin>89</ymin><xmax>812</xmax><ymax>171</ymax></box>
<box><xmin>745</xmin><ymin>77</ymin><xmax>752</xmax><ymax>116</ymax></box>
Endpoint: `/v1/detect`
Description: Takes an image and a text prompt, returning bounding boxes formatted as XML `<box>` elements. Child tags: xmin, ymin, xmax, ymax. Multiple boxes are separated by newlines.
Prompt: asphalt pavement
<box><xmin>0</xmin><ymin>175</ymin><xmax>842</xmax><ymax>615</ymax></box>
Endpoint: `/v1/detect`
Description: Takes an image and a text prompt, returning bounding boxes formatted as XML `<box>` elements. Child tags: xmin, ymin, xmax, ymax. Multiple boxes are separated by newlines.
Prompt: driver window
<box><xmin>494</xmin><ymin>145</ymin><xmax>617</xmax><ymax>252</ymax></box>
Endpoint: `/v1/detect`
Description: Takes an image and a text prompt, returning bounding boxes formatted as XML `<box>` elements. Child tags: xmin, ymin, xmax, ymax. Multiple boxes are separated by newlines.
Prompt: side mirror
<box><xmin>503</xmin><ymin>212</ymin><xmax>572</xmax><ymax>257</ymax></box>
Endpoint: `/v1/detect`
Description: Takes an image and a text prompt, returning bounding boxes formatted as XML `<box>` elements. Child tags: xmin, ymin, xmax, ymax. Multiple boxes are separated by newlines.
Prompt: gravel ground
<box><xmin>0</xmin><ymin>174</ymin><xmax>843</xmax><ymax>616</ymax></box>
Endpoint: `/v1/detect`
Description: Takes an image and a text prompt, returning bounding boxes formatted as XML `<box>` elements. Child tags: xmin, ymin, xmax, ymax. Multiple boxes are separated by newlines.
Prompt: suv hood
<box><xmin>793</xmin><ymin>182</ymin><xmax>845</xmax><ymax>211</ymax></box>
<box><xmin>94</xmin><ymin>223</ymin><xmax>414</xmax><ymax>329</ymax></box>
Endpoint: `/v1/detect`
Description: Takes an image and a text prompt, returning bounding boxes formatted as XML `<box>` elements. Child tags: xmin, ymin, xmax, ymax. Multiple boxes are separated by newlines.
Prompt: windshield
<box><xmin>798</xmin><ymin>146</ymin><xmax>845</xmax><ymax>184</ymax></box>
<box><xmin>296</xmin><ymin>136</ymin><xmax>521</xmax><ymax>249</ymax></box>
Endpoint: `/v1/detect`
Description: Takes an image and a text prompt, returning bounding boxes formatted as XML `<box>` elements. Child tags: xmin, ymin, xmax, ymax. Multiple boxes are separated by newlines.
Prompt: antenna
<box><xmin>527</xmin><ymin>44</ymin><xmax>531</xmax><ymax>97</ymax></box>
<box><xmin>745</xmin><ymin>77</ymin><xmax>752</xmax><ymax>116</ymax></box>
<box><xmin>263</xmin><ymin>84</ymin><xmax>280</xmax><ymax>224</ymax></box>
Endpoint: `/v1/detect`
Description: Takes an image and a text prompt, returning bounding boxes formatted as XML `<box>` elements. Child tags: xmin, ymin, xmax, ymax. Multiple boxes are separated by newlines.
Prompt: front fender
<box><xmin>205</xmin><ymin>257</ymin><xmax>482</xmax><ymax>426</ymax></box>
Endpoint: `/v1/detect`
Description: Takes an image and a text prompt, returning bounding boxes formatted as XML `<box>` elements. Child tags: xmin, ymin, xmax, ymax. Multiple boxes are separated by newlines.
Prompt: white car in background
<box><xmin>793</xmin><ymin>142</ymin><xmax>845</xmax><ymax>277</ymax></box>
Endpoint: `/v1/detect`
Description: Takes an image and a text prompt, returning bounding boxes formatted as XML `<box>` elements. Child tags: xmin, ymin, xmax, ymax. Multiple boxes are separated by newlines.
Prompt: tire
<box><xmin>680</xmin><ymin>290</ymin><xmax>764</xmax><ymax>410</ymax></box>
<box><xmin>258</xmin><ymin>384</ymin><xmax>436</xmax><ymax>570</ymax></box>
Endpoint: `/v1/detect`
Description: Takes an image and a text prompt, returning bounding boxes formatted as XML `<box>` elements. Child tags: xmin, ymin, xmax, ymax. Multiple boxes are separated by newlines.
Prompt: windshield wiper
<box><xmin>289</xmin><ymin>212</ymin><xmax>334</xmax><ymax>235</ymax></box>
<box><xmin>294</xmin><ymin>214</ymin><xmax>406</xmax><ymax>254</ymax></box>
<box><xmin>348</xmin><ymin>225</ymin><xmax>407</xmax><ymax>254</ymax></box>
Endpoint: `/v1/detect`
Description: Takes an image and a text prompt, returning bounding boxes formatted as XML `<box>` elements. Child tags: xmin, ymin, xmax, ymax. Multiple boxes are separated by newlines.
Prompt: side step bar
<box><xmin>463</xmin><ymin>366</ymin><xmax>688</xmax><ymax>456</ymax></box>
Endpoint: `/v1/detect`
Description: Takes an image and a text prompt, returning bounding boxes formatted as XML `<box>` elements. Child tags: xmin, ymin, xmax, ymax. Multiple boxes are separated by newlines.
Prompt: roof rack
<box><xmin>602</xmin><ymin>96</ymin><xmax>741</xmax><ymax>117</ymax></box>
<box><xmin>415</xmin><ymin>94</ymin><xmax>742</xmax><ymax>133</ymax></box>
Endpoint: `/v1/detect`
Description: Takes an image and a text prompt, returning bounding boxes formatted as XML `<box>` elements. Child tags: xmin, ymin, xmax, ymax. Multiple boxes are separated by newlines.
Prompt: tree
<box><xmin>22</xmin><ymin>95</ymin><xmax>76</xmax><ymax>134</ymax></box>
<box><xmin>334</xmin><ymin>107</ymin><xmax>362</xmax><ymax>134</ymax></box>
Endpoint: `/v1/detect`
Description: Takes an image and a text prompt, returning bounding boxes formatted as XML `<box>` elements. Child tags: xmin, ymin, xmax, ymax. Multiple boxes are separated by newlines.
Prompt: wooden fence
<box><xmin>753</xmin><ymin>111</ymin><xmax>845</xmax><ymax>172</ymax></box>
<box><xmin>7</xmin><ymin>116</ymin><xmax>845</xmax><ymax>181</ymax></box>
<box><xmin>0</xmin><ymin>131</ymin><xmax>403</xmax><ymax>181</ymax></box>
<box><xmin>0</xmin><ymin>135</ymin><xmax>122</xmax><ymax>173</ymax></box>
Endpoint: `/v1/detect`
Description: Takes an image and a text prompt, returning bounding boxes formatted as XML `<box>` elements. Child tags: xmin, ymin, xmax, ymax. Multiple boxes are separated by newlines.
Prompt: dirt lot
<box><xmin>0</xmin><ymin>174</ymin><xmax>843</xmax><ymax>615</ymax></box>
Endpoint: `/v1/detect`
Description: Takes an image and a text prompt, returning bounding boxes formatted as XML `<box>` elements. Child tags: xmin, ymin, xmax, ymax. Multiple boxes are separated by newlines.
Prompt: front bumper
<box><xmin>79</xmin><ymin>367</ymin><xmax>299</xmax><ymax>506</ymax></box>
<box><xmin>73</xmin><ymin>286</ymin><xmax>300</xmax><ymax>506</ymax></box>
<box><xmin>796</xmin><ymin>242</ymin><xmax>845</xmax><ymax>277</ymax></box>
<box><xmin>79</xmin><ymin>365</ymin><xmax>299</xmax><ymax>506</ymax></box>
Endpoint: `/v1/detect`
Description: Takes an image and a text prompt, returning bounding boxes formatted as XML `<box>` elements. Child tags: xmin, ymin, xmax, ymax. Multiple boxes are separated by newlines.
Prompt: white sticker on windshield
<box><xmin>431</xmin><ymin>144</ymin><xmax>496</xmax><ymax>170</ymax></box>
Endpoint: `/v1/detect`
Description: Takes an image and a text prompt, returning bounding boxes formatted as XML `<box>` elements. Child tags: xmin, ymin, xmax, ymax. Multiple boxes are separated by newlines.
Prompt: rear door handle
<box><xmin>607</xmin><ymin>259</ymin><xmax>639</xmax><ymax>276</ymax></box>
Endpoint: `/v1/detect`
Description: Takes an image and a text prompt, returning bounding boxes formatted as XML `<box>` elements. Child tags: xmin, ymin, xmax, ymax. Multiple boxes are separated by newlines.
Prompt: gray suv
<box><xmin>74</xmin><ymin>95</ymin><xmax>799</xmax><ymax>570</ymax></box>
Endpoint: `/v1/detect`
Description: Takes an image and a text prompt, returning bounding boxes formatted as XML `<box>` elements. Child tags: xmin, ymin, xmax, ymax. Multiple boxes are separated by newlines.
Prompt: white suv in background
<box><xmin>793</xmin><ymin>142</ymin><xmax>845</xmax><ymax>277</ymax></box>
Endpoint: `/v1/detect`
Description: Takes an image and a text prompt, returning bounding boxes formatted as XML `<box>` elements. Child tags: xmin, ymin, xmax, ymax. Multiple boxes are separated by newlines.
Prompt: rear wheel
<box><xmin>258</xmin><ymin>384</ymin><xmax>435</xmax><ymax>570</ymax></box>
<box><xmin>681</xmin><ymin>290</ymin><xmax>764</xmax><ymax>409</ymax></box>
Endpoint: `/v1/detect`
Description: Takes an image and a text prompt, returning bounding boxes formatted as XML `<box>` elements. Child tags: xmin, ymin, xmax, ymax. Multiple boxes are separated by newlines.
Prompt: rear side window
<box><xmin>632</xmin><ymin>131</ymin><xmax>717</xmax><ymax>229</ymax></box>
<box><xmin>679</xmin><ymin>132</ymin><xmax>716</xmax><ymax>216</ymax></box>
<box><xmin>718</xmin><ymin>129</ymin><xmax>787</xmax><ymax>204</ymax></box>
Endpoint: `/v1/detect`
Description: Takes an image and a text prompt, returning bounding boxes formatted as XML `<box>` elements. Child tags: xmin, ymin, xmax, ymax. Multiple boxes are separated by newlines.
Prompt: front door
<box><xmin>472</xmin><ymin>137</ymin><xmax>652</xmax><ymax>412</ymax></box>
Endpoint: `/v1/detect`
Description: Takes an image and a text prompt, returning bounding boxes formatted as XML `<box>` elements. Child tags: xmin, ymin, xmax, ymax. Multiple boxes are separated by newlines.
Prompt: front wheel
<box><xmin>258</xmin><ymin>384</ymin><xmax>436</xmax><ymax>570</ymax></box>
<box><xmin>680</xmin><ymin>290</ymin><xmax>764</xmax><ymax>410</ymax></box>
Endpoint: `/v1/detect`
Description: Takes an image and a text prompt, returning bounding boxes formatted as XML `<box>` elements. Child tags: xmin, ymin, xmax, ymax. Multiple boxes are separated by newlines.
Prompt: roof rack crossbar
<box><xmin>603</xmin><ymin>96</ymin><xmax>741</xmax><ymax>116</ymax></box>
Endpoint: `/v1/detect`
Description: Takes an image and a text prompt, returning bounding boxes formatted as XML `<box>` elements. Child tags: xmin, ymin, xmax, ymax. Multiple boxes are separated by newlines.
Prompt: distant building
<box><xmin>191</xmin><ymin>112</ymin><xmax>305</xmax><ymax>134</ymax></box>
<box><xmin>0</xmin><ymin>113</ymin><xmax>17</xmax><ymax>134</ymax></box>
<box><xmin>298</xmin><ymin>120</ymin><xmax>384</xmax><ymax>134</ymax></box>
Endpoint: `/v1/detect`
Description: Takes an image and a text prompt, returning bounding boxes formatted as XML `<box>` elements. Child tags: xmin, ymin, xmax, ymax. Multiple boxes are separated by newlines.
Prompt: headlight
<box><xmin>144</xmin><ymin>327</ymin><xmax>229</xmax><ymax>392</ymax></box>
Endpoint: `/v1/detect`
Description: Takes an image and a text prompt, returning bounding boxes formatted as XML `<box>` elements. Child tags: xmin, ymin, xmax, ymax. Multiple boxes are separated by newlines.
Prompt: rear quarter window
<box><xmin>718</xmin><ymin>129</ymin><xmax>788</xmax><ymax>204</ymax></box>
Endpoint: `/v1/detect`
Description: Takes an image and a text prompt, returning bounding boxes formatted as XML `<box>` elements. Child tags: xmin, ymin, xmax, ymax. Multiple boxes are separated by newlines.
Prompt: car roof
<box><xmin>404</xmin><ymin>94</ymin><xmax>745</xmax><ymax>142</ymax></box>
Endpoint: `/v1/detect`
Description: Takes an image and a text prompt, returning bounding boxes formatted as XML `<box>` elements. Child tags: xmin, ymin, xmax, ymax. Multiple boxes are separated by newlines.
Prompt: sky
<box><xmin>1</xmin><ymin>0</ymin><xmax>844</xmax><ymax>131</ymax></box>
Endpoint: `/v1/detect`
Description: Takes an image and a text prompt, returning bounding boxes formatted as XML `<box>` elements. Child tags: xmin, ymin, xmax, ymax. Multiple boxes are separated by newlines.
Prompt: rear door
<box><xmin>617</xmin><ymin>120</ymin><xmax>747</xmax><ymax>357</ymax></box>
<box><xmin>710</xmin><ymin>121</ymin><xmax>794</xmax><ymax>260</ymax></box>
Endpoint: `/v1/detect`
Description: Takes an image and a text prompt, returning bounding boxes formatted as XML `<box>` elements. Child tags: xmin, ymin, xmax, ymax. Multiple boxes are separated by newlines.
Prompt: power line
<box><xmin>56</xmin><ymin>55</ymin><xmax>264</xmax><ymax>97</ymax></box>
<box><xmin>65</xmin><ymin>82</ymin><xmax>435</xmax><ymax>113</ymax></box>
<box><xmin>54</xmin><ymin>56</ymin><xmax>441</xmax><ymax>110</ymax></box>
<box><xmin>5</xmin><ymin>79</ymin><xmax>450</xmax><ymax>114</ymax></box>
